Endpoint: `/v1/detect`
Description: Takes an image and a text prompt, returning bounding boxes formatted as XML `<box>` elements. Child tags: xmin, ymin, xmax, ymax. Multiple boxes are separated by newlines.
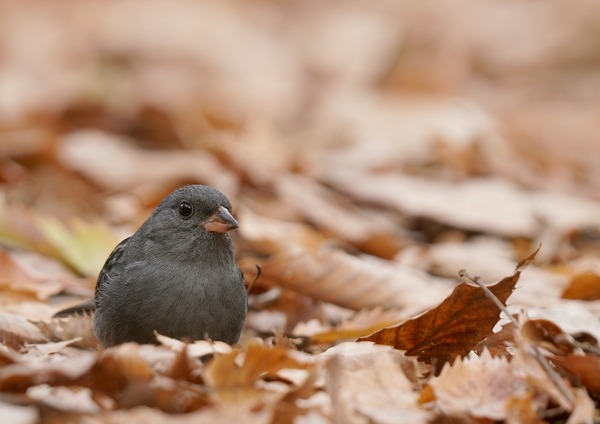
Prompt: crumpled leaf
<box><xmin>323</xmin><ymin>170</ymin><xmax>600</xmax><ymax>238</ymax></box>
<box><xmin>561</xmin><ymin>271</ymin><xmax>600</xmax><ymax>300</ymax></box>
<box><xmin>0</xmin><ymin>312</ymin><xmax>48</xmax><ymax>348</ymax></box>
<box><xmin>0</xmin><ymin>350</ymin><xmax>97</xmax><ymax>391</ymax></box>
<box><xmin>0</xmin><ymin>402</ymin><xmax>38</xmax><ymax>424</ymax></box>
<box><xmin>322</xmin><ymin>342</ymin><xmax>428</xmax><ymax>424</ymax></box>
<box><xmin>26</xmin><ymin>385</ymin><xmax>101</xmax><ymax>414</ymax></box>
<box><xmin>360</xmin><ymin>252</ymin><xmax>532</xmax><ymax>373</ymax></box>
<box><xmin>430</xmin><ymin>349</ymin><xmax>528</xmax><ymax>420</ymax></box>
<box><xmin>59</xmin><ymin>131</ymin><xmax>239</xmax><ymax>196</ymax></box>
<box><xmin>248</xmin><ymin>247</ymin><xmax>451</xmax><ymax>313</ymax></box>
<box><xmin>520</xmin><ymin>319</ymin><xmax>577</xmax><ymax>355</ymax></box>
<box><xmin>275</xmin><ymin>175</ymin><xmax>397</xmax><ymax>248</ymax></box>
<box><xmin>551</xmin><ymin>355</ymin><xmax>600</xmax><ymax>394</ymax></box>
<box><xmin>203</xmin><ymin>342</ymin><xmax>312</xmax><ymax>403</ymax></box>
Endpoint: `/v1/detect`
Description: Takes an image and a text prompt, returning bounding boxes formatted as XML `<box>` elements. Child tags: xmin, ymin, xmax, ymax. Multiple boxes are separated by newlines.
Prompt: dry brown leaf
<box><xmin>237</xmin><ymin>206</ymin><xmax>327</xmax><ymax>255</ymax></box>
<box><xmin>275</xmin><ymin>175</ymin><xmax>396</xmax><ymax>245</ymax></box>
<box><xmin>472</xmin><ymin>321</ymin><xmax>515</xmax><ymax>358</ymax></box>
<box><xmin>306</xmin><ymin>308</ymin><xmax>407</xmax><ymax>345</ymax></box>
<box><xmin>0</xmin><ymin>249</ymin><xmax>86</xmax><ymax>304</ymax></box>
<box><xmin>551</xmin><ymin>355</ymin><xmax>600</xmax><ymax>394</ymax></box>
<box><xmin>38</xmin><ymin>313</ymin><xmax>97</xmax><ymax>349</ymax></box>
<box><xmin>118</xmin><ymin>377</ymin><xmax>210</xmax><ymax>413</ymax></box>
<box><xmin>0</xmin><ymin>350</ymin><xmax>97</xmax><ymax>391</ymax></box>
<box><xmin>0</xmin><ymin>250</ymin><xmax>62</xmax><ymax>300</ymax></box>
<box><xmin>94</xmin><ymin>403</ymin><xmax>273</xmax><ymax>424</ymax></box>
<box><xmin>58</xmin><ymin>131</ymin><xmax>239</xmax><ymax>196</ymax></box>
<box><xmin>561</xmin><ymin>271</ymin><xmax>600</xmax><ymax>301</ymax></box>
<box><xmin>359</xmin><ymin>264</ymin><xmax>522</xmax><ymax>373</ymax></box>
<box><xmin>505</xmin><ymin>391</ymin><xmax>546</xmax><ymax>424</ymax></box>
<box><xmin>566</xmin><ymin>388</ymin><xmax>597</xmax><ymax>424</ymax></box>
<box><xmin>203</xmin><ymin>342</ymin><xmax>311</xmax><ymax>403</ymax></box>
<box><xmin>26</xmin><ymin>384</ymin><xmax>102</xmax><ymax>414</ymax></box>
<box><xmin>0</xmin><ymin>402</ymin><xmax>38</xmax><ymax>424</ymax></box>
<box><xmin>155</xmin><ymin>334</ymin><xmax>233</xmax><ymax>360</ymax></box>
<box><xmin>521</xmin><ymin>319</ymin><xmax>576</xmax><ymax>356</ymax></box>
<box><xmin>323</xmin><ymin>169</ymin><xmax>600</xmax><ymax>238</ymax></box>
<box><xmin>250</xmin><ymin>247</ymin><xmax>451</xmax><ymax>313</ymax></box>
<box><xmin>270</xmin><ymin>366</ymin><xmax>319</xmax><ymax>424</ymax></box>
<box><xmin>21</xmin><ymin>338</ymin><xmax>83</xmax><ymax>358</ymax></box>
<box><xmin>100</xmin><ymin>343</ymin><xmax>155</xmax><ymax>382</ymax></box>
<box><xmin>422</xmin><ymin>239</ymin><xmax>569</xmax><ymax>308</ymax></box>
<box><xmin>323</xmin><ymin>343</ymin><xmax>428</xmax><ymax>424</ymax></box>
<box><xmin>512</xmin><ymin>338</ymin><xmax>574</xmax><ymax>411</ymax></box>
<box><xmin>0</xmin><ymin>312</ymin><xmax>48</xmax><ymax>348</ymax></box>
<box><xmin>430</xmin><ymin>350</ymin><xmax>528</xmax><ymax>420</ymax></box>
<box><xmin>517</xmin><ymin>317</ymin><xmax>600</xmax><ymax>394</ymax></box>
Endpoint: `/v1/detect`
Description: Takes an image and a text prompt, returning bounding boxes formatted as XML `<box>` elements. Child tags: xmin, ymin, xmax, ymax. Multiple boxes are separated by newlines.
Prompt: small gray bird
<box><xmin>57</xmin><ymin>185</ymin><xmax>247</xmax><ymax>347</ymax></box>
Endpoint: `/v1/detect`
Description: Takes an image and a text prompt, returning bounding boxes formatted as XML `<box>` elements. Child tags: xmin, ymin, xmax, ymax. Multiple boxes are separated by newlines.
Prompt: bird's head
<box><xmin>142</xmin><ymin>185</ymin><xmax>239</xmax><ymax>255</ymax></box>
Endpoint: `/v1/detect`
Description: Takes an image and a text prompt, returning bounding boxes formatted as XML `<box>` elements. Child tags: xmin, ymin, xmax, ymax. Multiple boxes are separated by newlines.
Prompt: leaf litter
<box><xmin>1</xmin><ymin>0</ymin><xmax>600</xmax><ymax>422</ymax></box>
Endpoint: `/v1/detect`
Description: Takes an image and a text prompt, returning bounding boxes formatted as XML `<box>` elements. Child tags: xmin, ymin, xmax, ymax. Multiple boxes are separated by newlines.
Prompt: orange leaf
<box><xmin>360</xmin><ymin>264</ymin><xmax>524</xmax><ymax>373</ymax></box>
<box><xmin>551</xmin><ymin>355</ymin><xmax>600</xmax><ymax>394</ymax></box>
<box><xmin>561</xmin><ymin>271</ymin><xmax>600</xmax><ymax>301</ymax></box>
<box><xmin>203</xmin><ymin>342</ymin><xmax>311</xmax><ymax>403</ymax></box>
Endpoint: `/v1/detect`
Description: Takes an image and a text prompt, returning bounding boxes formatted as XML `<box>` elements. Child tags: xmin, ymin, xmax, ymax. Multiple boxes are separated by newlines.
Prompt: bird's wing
<box><xmin>94</xmin><ymin>237</ymin><xmax>131</xmax><ymax>308</ymax></box>
<box><xmin>53</xmin><ymin>237</ymin><xmax>133</xmax><ymax>317</ymax></box>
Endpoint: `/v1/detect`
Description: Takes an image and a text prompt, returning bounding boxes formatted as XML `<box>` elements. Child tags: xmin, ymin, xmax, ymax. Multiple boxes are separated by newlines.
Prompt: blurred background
<box><xmin>1</xmin><ymin>0</ymin><xmax>600</xmax><ymax>336</ymax></box>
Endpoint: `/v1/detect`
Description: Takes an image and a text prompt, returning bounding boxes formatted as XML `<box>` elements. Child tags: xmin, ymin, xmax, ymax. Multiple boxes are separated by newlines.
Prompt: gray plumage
<box><xmin>93</xmin><ymin>185</ymin><xmax>247</xmax><ymax>347</ymax></box>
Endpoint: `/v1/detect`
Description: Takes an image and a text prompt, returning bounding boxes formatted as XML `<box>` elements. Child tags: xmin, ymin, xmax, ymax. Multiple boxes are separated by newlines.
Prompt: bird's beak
<box><xmin>201</xmin><ymin>206</ymin><xmax>239</xmax><ymax>233</ymax></box>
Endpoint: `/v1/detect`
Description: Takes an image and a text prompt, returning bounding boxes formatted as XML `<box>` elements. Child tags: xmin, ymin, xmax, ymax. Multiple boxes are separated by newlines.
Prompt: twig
<box><xmin>459</xmin><ymin>269</ymin><xmax>575</xmax><ymax>407</ymax></box>
<box><xmin>459</xmin><ymin>270</ymin><xmax>520</xmax><ymax>328</ymax></box>
<box><xmin>246</xmin><ymin>263</ymin><xmax>262</xmax><ymax>294</ymax></box>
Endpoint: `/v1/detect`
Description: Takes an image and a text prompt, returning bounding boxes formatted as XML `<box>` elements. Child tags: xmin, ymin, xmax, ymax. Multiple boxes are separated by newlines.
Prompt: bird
<box><xmin>55</xmin><ymin>185</ymin><xmax>247</xmax><ymax>347</ymax></box>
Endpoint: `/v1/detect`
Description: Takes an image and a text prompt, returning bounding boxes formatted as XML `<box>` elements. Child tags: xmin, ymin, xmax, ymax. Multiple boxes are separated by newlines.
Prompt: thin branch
<box><xmin>459</xmin><ymin>269</ymin><xmax>520</xmax><ymax>327</ymax></box>
<box><xmin>459</xmin><ymin>268</ymin><xmax>575</xmax><ymax>407</ymax></box>
<box><xmin>246</xmin><ymin>263</ymin><xmax>262</xmax><ymax>294</ymax></box>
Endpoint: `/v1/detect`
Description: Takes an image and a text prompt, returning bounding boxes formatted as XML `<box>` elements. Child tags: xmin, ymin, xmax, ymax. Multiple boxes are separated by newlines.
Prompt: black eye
<box><xmin>178</xmin><ymin>202</ymin><xmax>193</xmax><ymax>217</ymax></box>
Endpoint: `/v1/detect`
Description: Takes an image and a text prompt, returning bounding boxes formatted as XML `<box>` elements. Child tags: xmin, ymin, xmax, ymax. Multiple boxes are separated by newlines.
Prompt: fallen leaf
<box><xmin>307</xmin><ymin>308</ymin><xmax>407</xmax><ymax>345</ymax></box>
<box><xmin>58</xmin><ymin>131</ymin><xmax>239</xmax><ymax>196</ymax></box>
<box><xmin>100</xmin><ymin>343</ymin><xmax>155</xmax><ymax>382</ymax></box>
<box><xmin>521</xmin><ymin>319</ymin><xmax>576</xmax><ymax>355</ymax></box>
<box><xmin>0</xmin><ymin>312</ymin><xmax>48</xmax><ymax>348</ymax></box>
<box><xmin>95</xmin><ymin>402</ymin><xmax>273</xmax><ymax>424</ymax></box>
<box><xmin>551</xmin><ymin>355</ymin><xmax>600</xmax><ymax>394</ymax></box>
<box><xmin>37</xmin><ymin>313</ymin><xmax>97</xmax><ymax>350</ymax></box>
<box><xmin>323</xmin><ymin>170</ymin><xmax>600</xmax><ymax>238</ymax></box>
<box><xmin>37</xmin><ymin>216</ymin><xmax>120</xmax><ymax>277</ymax></box>
<box><xmin>0</xmin><ymin>250</ymin><xmax>60</xmax><ymax>300</ymax></box>
<box><xmin>270</xmin><ymin>366</ymin><xmax>319</xmax><ymax>424</ymax></box>
<box><xmin>359</xmin><ymin>254</ymin><xmax>528</xmax><ymax>373</ymax></box>
<box><xmin>26</xmin><ymin>384</ymin><xmax>101</xmax><ymax>414</ymax></box>
<box><xmin>566</xmin><ymin>388</ymin><xmax>596</xmax><ymax>424</ymax></box>
<box><xmin>430</xmin><ymin>350</ymin><xmax>528</xmax><ymax>420</ymax></box>
<box><xmin>324</xmin><ymin>343</ymin><xmax>428</xmax><ymax>424</ymax></box>
<box><xmin>203</xmin><ymin>342</ymin><xmax>311</xmax><ymax>403</ymax></box>
<box><xmin>0</xmin><ymin>351</ymin><xmax>97</xmax><ymax>391</ymax></box>
<box><xmin>561</xmin><ymin>271</ymin><xmax>600</xmax><ymax>301</ymax></box>
<box><xmin>275</xmin><ymin>175</ymin><xmax>397</xmax><ymax>245</ymax></box>
<box><xmin>0</xmin><ymin>402</ymin><xmax>38</xmax><ymax>424</ymax></box>
<box><xmin>21</xmin><ymin>338</ymin><xmax>83</xmax><ymax>358</ymax></box>
<box><xmin>473</xmin><ymin>321</ymin><xmax>516</xmax><ymax>358</ymax></box>
<box><xmin>512</xmin><ymin>335</ymin><xmax>574</xmax><ymax>411</ymax></box>
<box><xmin>248</xmin><ymin>247</ymin><xmax>451</xmax><ymax>313</ymax></box>
<box><xmin>505</xmin><ymin>391</ymin><xmax>546</xmax><ymax>424</ymax></box>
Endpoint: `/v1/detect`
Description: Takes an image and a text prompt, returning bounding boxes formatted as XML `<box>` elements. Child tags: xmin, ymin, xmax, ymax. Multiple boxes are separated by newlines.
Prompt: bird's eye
<box><xmin>178</xmin><ymin>202</ymin><xmax>193</xmax><ymax>217</ymax></box>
